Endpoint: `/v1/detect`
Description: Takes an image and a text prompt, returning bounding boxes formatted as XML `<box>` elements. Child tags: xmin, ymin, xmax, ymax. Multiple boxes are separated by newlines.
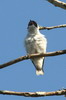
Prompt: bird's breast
<box><xmin>25</xmin><ymin>33</ymin><xmax>47</xmax><ymax>54</ymax></box>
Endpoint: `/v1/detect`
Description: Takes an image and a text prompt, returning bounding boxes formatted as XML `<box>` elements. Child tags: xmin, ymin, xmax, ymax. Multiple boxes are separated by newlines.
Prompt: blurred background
<box><xmin>0</xmin><ymin>0</ymin><xmax>66</xmax><ymax>100</ymax></box>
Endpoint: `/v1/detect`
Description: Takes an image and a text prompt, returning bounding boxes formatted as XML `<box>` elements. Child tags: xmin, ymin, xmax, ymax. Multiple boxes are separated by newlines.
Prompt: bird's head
<box><xmin>27</xmin><ymin>20</ymin><xmax>39</xmax><ymax>33</ymax></box>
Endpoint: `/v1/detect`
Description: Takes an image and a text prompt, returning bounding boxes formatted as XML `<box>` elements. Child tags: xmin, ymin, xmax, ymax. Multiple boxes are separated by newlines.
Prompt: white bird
<box><xmin>25</xmin><ymin>20</ymin><xmax>47</xmax><ymax>75</ymax></box>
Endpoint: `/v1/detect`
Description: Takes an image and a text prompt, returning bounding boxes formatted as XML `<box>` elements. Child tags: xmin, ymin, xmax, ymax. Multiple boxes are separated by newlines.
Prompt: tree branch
<box><xmin>47</xmin><ymin>0</ymin><xmax>66</xmax><ymax>10</ymax></box>
<box><xmin>0</xmin><ymin>49</ymin><xmax>66</xmax><ymax>69</ymax></box>
<box><xmin>0</xmin><ymin>89</ymin><xmax>66</xmax><ymax>97</ymax></box>
<box><xmin>39</xmin><ymin>24</ymin><xmax>66</xmax><ymax>30</ymax></box>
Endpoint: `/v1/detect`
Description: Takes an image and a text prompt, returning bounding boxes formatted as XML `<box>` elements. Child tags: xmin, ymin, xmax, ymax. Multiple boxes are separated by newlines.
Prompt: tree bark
<box><xmin>0</xmin><ymin>49</ymin><xmax>66</xmax><ymax>69</ymax></box>
<box><xmin>47</xmin><ymin>0</ymin><xmax>66</xmax><ymax>10</ymax></box>
<box><xmin>0</xmin><ymin>89</ymin><xmax>66</xmax><ymax>97</ymax></box>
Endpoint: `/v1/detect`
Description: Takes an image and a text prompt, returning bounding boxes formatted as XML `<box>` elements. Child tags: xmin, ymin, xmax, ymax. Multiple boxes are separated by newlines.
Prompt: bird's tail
<box><xmin>36</xmin><ymin>70</ymin><xmax>44</xmax><ymax>75</ymax></box>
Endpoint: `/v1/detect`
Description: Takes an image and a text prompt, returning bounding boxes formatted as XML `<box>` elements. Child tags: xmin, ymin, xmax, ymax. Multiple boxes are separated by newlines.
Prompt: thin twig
<box><xmin>0</xmin><ymin>49</ymin><xmax>66</xmax><ymax>69</ymax></box>
<box><xmin>47</xmin><ymin>0</ymin><xmax>66</xmax><ymax>10</ymax></box>
<box><xmin>39</xmin><ymin>24</ymin><xmax>66</xmax><ymax>30</ymax></box>
<box><xmin>0</xmin><ymin>89</ymin><xmax>66</xmax><ymax>97</ymax></box>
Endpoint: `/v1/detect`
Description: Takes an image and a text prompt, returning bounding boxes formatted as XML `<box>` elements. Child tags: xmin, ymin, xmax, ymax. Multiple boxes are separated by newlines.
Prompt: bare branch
<box><xmin>0</xmin><ymin>89</ymin><xmax>66</xmax><ymax>97</ymax></box>
<box><xmin>47</xmin><ymin>0</ymin><xmax>66</xmax><ymax>9</ymax></box>
<box><xmin>39</xmin><ymin>24</ymin><xmax>66</xmax><ymax>30</ymax></box>
<box><xmin>0</xmin><ymin>49</ymin><xmax>66</xmax><ymax>69</ymax></box>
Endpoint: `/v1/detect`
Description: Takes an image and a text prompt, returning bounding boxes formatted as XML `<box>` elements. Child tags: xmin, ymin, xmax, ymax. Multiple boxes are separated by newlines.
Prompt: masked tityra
<box><xmin>25</xmin><ymin>20</ymin><xmax>47</xmax><ymax>75</ymax></box>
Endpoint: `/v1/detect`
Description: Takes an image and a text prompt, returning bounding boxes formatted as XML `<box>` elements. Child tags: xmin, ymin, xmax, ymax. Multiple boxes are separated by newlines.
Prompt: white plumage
<box><xmin>25</xmin><ymin>20</ymin><xmax>47</xmax><ymax>75</ymax></box>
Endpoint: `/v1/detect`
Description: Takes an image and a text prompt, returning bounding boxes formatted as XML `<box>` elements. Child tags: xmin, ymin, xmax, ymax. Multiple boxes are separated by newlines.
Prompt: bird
<box><xmin>24</xmin><ymin>20</ymin><xmax>47</xmax><ymax>75</ymax></box>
